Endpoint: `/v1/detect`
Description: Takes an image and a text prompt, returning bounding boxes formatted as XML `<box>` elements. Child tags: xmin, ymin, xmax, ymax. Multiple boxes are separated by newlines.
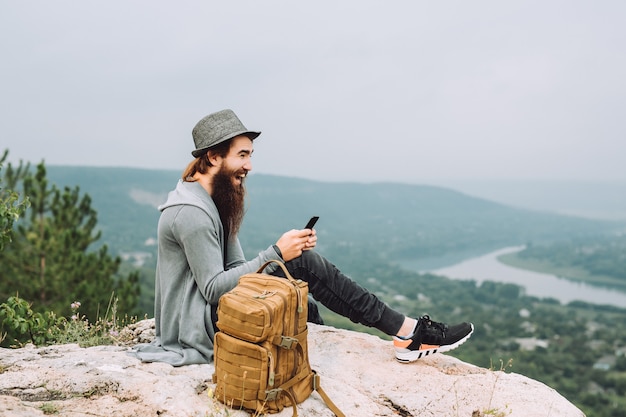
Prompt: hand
<box><xmin>275</xmin><ymin>228</ymin><xmax>318</xmax><ymax>261</ymax></box>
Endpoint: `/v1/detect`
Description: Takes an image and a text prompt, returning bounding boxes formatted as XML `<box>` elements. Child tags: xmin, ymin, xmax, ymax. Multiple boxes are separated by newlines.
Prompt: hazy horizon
<box><xmin>40</xmin><ymin>164</ymin><xmax>626</xmax><ymax>222</ymax></box>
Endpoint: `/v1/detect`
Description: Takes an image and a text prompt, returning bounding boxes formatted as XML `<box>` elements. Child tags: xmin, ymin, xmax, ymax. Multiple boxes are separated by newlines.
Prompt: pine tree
<box><xmin>0</xmin><ymin>159</ymin><xmax>140</xmax><ymax>320</ymax></box>
<box><xmin>0</xmin><ymin>150</ymin><xmax>29</xmax><ymax>251</ymax></box>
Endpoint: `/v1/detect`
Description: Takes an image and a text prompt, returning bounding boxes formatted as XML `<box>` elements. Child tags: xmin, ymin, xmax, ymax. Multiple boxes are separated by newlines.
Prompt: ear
<box><xmin>206</xmin><ymin>151</ymin><xmax>221</xmax><ymax>167</ymax></box>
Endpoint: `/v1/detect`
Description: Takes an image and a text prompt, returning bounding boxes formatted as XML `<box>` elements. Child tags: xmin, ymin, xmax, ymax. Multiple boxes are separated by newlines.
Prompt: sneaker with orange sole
<box><xmin>394</xmin><ymin>315</ymin><xmax>474</xmax><ymax>363</ymax></box>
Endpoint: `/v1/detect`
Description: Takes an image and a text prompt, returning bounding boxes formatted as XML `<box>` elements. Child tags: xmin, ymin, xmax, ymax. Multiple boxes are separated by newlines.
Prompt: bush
<box><xmin>0</xmin><ymin>294</ymin><xmax>62</xmax><ymax>347</ymax></box>
<box><xmin>0</xmin><ymin>294</ymin><xmax>133</xmax><ymax>348</ymax></box>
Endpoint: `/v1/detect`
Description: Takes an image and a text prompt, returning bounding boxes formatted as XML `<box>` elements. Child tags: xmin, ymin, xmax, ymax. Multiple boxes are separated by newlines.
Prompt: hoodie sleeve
<box><xmin>172</xmin><ymin>205</ymin><xmax>278</xmax><ymax>304</ymax></box>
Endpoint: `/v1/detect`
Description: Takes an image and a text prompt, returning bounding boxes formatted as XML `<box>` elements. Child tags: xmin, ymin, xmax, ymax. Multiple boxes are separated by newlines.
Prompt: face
<box><xmin>209</xmin><ymin>136</ymin><xmax>253</xmax><ymax>239</ymax></box>
<box><xmin>216</xmin><ymin>135</ymin><xmax>254</xmax><ymax>187</ymax></box>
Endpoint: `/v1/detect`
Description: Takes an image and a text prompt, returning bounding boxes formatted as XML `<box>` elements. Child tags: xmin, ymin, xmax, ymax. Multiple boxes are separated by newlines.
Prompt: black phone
<box><xmin>304</xmin><ymin>216</ymin><xmax>319</xmax><ymax>230</ymax></box>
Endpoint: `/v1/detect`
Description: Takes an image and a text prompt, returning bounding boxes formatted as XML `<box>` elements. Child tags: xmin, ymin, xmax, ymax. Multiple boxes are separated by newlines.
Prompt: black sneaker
<box><xmin>394</xmin><ymin>315</ymin><xmax>474</xmax><ymax>363</ymax></box>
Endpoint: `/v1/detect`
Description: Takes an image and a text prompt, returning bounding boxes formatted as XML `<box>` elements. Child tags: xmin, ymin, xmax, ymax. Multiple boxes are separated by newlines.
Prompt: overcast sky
<box><xmin>2</xmin><ymin>1</ymin><xmax>625</xmax><ymax>184</ymax></box>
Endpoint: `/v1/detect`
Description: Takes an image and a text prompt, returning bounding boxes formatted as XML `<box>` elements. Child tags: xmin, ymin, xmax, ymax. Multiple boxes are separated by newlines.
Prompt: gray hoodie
<box><xmin>133</xmin><ymin>180</ymin><xmax>281</xmax><ymax>366</ymax></box>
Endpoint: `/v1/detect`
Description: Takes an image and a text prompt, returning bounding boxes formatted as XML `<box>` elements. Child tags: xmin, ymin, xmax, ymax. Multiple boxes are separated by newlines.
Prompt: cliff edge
<box><xmin>0</xmin><ymin>320</ymin><xmax>584</xmax><ymax>417</ymax></box>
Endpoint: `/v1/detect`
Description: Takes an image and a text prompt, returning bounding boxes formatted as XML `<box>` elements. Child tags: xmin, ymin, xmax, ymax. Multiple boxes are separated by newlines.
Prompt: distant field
<box><xmin>498</xmin><ymin>252</ymin><xmax>626</xmax><ymax>292</ymax></box>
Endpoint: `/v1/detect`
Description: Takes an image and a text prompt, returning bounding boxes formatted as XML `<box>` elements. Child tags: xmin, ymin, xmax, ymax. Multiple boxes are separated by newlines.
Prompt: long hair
<box><xmin>181</xmin><ymin>137</ymin><xmax>245</xmax><ymax>242</ymax></box>
<box><xmin>182</xmin><ymin>139</ymin><xmax>232</xmax><ymax>181</ymax></box>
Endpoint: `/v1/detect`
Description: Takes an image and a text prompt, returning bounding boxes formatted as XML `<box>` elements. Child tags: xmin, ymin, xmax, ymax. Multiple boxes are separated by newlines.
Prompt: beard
<box><xmin>211</xmin><ymin>166</ymin><xmax>246</xmax><ymax>241</ymax></box>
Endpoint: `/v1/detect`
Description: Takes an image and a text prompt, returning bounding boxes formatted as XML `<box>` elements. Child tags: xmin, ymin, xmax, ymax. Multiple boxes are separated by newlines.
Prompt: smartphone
<box><xmin>304</xmin><ymin>216</ymin><xmax>319</xmax><ymax>230</ymax></box>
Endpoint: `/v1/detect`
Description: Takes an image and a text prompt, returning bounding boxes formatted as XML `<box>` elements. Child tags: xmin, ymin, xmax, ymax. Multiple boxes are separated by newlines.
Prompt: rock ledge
<box><xmin>0</xmin><ymin>321</ymin><xmax>584</xmax><ymax>417</ymax></box>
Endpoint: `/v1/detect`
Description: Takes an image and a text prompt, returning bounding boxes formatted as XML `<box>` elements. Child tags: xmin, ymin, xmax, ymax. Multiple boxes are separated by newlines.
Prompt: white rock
<box><xmin>0</xmin><ymin>321</ymin><xmax>584</xmax><ymax>417</ymax></box>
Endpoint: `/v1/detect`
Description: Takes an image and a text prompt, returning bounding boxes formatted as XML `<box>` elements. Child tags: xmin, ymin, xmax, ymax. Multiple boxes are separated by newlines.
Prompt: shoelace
<box><xmin>418</xmin><ymin>315</ymin><xmax>448</xmax><ymax>343</ymax></box>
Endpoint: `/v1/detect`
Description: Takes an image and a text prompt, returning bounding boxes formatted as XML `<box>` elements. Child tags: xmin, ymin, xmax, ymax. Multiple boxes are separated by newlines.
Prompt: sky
<box><xmin>2</xmin><ymin>1</ymin><xmax>626</xmax><ymax>184</ymax></box>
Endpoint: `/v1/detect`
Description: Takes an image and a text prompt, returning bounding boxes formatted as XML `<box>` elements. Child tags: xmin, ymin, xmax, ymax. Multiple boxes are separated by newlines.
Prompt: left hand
<box><xmin>275</xmin><ymin>228</ymin><xmax>318</xmax><ymax>261</ymax></box>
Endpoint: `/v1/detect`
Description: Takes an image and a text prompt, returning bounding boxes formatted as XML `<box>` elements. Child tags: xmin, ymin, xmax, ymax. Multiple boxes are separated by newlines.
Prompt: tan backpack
<box><xmin>212</xmin><ymin>260</ymin><xmax>344</xmax><ymax>417</ymax></box>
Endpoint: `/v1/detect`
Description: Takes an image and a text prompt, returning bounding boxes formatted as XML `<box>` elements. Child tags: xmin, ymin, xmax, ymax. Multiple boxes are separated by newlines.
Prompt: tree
<box><xmin>0</xmin><ymin>159</ymin><xmax>139</xmax><ymax>320</ymax></box>
<box><xmin>0</xmin><ymin>150</ymin><xmax>29</xmax><ymax>251</ymax></box>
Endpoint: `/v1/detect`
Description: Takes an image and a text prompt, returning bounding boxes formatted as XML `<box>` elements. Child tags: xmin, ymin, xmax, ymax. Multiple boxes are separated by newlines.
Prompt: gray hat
<box><xmin>191</xmin><ymin>109</ymin><xmax>261</xmax><ymax>157</ymax></box>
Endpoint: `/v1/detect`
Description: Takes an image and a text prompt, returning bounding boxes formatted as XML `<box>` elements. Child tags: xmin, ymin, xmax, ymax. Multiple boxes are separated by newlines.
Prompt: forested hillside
<box><xmin>43</xmin><ymin>165</ymin><xmax>625</xmax><ymax>315</ymax></box>
<box><xmin>45</xmin><ymin>167</ymin><xmax>620</xmax><ymax>260</ymax></box>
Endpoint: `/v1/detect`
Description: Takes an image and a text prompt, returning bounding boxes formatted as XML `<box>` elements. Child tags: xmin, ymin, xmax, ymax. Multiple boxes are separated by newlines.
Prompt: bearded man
<box><xmin>133</xmin><ymin>109</ymin><xmax>473</xmax><ymax>367</ymax></box>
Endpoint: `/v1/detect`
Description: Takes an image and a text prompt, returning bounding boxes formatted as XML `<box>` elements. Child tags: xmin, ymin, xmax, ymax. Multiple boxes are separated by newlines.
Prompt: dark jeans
<box><xmin>271</xmin><ymin>250</ymin><xmax>405</xmax><ymax>336</ymax></box>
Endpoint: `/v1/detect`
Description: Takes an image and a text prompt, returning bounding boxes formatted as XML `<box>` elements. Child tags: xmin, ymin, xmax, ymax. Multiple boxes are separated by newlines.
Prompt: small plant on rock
<box><xmin>0</xmin><ymin>294</ymin><xmax>62</xmax><ymax>347</ymax></box>
<box><xmin>39</xmin><ymin>402</ymin><xmax>59</xmax><ymax>415</ymax></box>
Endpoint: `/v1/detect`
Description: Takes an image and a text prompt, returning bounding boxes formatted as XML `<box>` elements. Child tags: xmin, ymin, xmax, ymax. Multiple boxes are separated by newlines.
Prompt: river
<box><xmin>419</xmin><ymin>246</ymin><xmax>626</xmax><ymax>308</ymax></box>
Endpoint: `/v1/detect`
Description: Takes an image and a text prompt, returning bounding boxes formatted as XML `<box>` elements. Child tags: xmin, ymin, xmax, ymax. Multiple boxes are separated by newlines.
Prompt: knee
<box><xmin>288</xmin><ymin>249</ymin><xmax>320</xmax><ymax>269</ymax></box>
<box><xmin>283</xmin><ymin>250</ymin><xmax>325</xmax><ymax>282</ymax></box>
<box><xmin>301</xmin><ymin>249</ymin><xmax>326</xmax><ymax>264</ymax></box>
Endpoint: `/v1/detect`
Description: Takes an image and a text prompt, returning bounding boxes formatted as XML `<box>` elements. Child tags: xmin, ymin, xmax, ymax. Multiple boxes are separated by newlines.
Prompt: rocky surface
<box><xmin>0</xmin><ymin>320</ymin><xmax>585</xmax><ymax>417</ymax></box>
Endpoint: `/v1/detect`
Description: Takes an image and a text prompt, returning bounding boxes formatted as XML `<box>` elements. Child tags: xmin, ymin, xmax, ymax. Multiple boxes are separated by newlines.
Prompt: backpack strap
<box><xmin>264</xmin><ymin>388</ymin><xmax>298</xmax><ymax>417</ymax></box>
<box><xmin>271</xmin><ymin>367</ymin><xmax>345</xmax><ymax>417</ymax></box>
<box><xmin>258</xmin><ymin>259</ymin><xmax>296</xmax><ymax>282</ymax></box>
<box><xmin>258</xmin><ymin>259</ymin><xmax>304</xmax><ymax>313</ymax></box>
<box><xmin>312</xmin><ymin>371</ymin><xmax>345</xmax><ymax>417</ymax></box>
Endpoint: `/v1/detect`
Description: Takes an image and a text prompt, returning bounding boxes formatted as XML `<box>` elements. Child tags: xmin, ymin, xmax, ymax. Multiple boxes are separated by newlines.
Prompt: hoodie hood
<box><xmin>158</xmin><ymin>180</ymin><xmax>216</xmax><ymax>216</ymax></box>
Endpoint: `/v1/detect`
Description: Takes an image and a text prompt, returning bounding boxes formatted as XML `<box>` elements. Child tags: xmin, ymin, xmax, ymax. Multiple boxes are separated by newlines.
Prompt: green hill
<box><xmin>45</xmin><ymin>166</ymin><xmax>621</xmax><ymax>264</ymax></box>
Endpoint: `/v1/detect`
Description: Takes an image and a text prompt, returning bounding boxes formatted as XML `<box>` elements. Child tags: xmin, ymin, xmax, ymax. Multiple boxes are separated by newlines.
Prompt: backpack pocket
<box><xmin>217</xmin><ymin>282</ymin><xmax>287</xmax><ymax>343</ymax></box>
<box><xmin>214</xmin><ymin>332</ymin><xmax>273</xmax><ymax>410</ymax></box>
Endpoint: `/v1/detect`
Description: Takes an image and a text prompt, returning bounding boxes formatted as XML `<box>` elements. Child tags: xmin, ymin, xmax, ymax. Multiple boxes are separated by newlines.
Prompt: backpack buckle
<box><xmin>278</xmin><ymin>336</ymin><xmax>298</xmax><ymax>349</ymax></box>
<box><xmin>265</xmin><ymin>388</ymin><xmax>282</xmax><ymax>401</ymax></box>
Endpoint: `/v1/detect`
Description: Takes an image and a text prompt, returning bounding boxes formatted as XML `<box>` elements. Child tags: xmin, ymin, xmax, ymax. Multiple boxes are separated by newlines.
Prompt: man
<box><xmin>134</xmin><ymin>109</ymin><xmax>473</xmax><ymax>366</ymax></box>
